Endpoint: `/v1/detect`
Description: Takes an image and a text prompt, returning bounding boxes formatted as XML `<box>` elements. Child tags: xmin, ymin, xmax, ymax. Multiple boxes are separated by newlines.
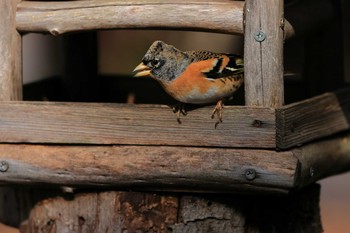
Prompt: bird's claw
<box><xmin>173</xmin><ymin>103</ymin><xmax>187</xmax><ymax>124</ymax></box>
<box><xmin>211</xmin><ymin>100</ymin><xmax>223</xmax><ymax>128</ymax></box>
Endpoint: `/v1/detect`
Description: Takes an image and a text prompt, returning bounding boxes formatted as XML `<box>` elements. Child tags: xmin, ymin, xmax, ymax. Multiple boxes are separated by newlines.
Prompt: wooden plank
<box><xmin>0</xmin><ymin>0</ymin><xmax>23</xmax><ymax>227</ymax></box>
<box><xmin>294</xmin><ymin>133</ymin><xmax>350</xmax><ymax>189</ymax></box>
<box><xmin>16</xmin><ymin>0</ymin><xmax>294</xmax><ymax>38</ymax></box>
<box><xmin>0</xmin><ymin>144</ymin><xmax>297</xmax><ymax>194</ymax></box>
<box><xmin>244</xmin><ymin>0</ymin><xmax>284</xmax><ymax>107</ymax></box>
<box><xmin>0</xmin><ymin>101</ymin><xmax>276</xmax><ymax>148</ymax></box>
<box><xmin>0</xmin><ymin>133</ymin><xmax>349</xmax><ymax>194</ymax></box>
<box><xmin>0</xmin><ymin>0</ymin><xmax>22</xmax><ymax>100</ymax></box>
<box><xmin>16</xmin><ymin>0</ymin><xmax>245</xmax><ymax>35</ymax></box>
<box><xmin>276</xmin><ymin>88</ymin><xmax>350</xmax><ymax>149</ymax></box>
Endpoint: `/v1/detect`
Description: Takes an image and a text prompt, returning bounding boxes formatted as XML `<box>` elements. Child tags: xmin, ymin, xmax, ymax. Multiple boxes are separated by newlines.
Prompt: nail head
<box><xmin>0</xmin><ymin>161</ymin><xmax>9</xmax><ymax>172</ymax></box>
<box><xmin>254</xmin><ymin>31</ymin><xmax>266</xmax><ymax>42</ymax></box>
<box><xmin>245</xmin><ymin>169</ymin><xmax>256</xmax><ymax>181</ymax></box>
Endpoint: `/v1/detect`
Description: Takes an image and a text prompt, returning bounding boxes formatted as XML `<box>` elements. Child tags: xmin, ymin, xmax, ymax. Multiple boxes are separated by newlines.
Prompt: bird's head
<box><xmin>133</xmin><ymin>41</ymin><xmax>189</xmax><ymax>82</ymax></box>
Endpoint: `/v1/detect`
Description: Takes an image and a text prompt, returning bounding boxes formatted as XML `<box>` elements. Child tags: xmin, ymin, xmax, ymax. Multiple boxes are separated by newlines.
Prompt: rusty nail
<box><xmin>0</xmin><ymin>161</ymin><xmax>9</xmax><ymax>172</ymax></box>
<box><xmin>245</xmin><ymin>169</ymin><xmax>256</xmax><ymax>181</ymax></box>
<box><xmin>254</xmin><ymin>31</ymin><xmax>266</xmax><ymax>42</ymax></box>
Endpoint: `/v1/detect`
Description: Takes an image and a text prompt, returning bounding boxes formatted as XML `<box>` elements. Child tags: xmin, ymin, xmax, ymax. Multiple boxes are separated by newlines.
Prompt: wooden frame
<box><xmin>0</xmin><ymin>133</ymin><xmax>349</xmax><ymax>194</ymax></box>
<box><xmin>0</xmin><ymin>88</ymin><xmax>349</xmax><ymax>149</ymax></box>
<box><xmin>0</xmin><ymin>0</ymin><xmax>22</xmax><ymax>101</ymax></box>
<box><xmin>16</xmin><ymin>0</ymin><xmax>295</xmax><ymax>38</ymax></box>
<box><xmin>0</xmin><ymin>0</ymin><xmax>348</xmax><ymax>196</ymax></box>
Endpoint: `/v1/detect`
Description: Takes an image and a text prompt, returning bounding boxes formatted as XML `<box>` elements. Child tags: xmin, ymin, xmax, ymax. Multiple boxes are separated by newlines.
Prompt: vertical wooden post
<box><xmin>0</xmin><ymin>0</ymin><xmax>22</xmax><ymax>101</ymax></box>
<box><xmin>0</xmin><ymin>0</ymin><xmax>23</xmax><ymax>227</ymax></box>
<box><xmin>244</xmin><ymin>0</ymin><xmax>284</xmax><ymax>107</ymax></box>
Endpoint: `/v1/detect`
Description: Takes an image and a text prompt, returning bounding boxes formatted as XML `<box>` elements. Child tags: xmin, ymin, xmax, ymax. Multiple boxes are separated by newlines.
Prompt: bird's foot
<box><xmin>173</xmin><ymin>103</ymin><xmax>187</xmax><ymax>124</ymax></box>
<box><xmin>211</xmin><ymin>100</ymin><xmax>223</xmax><ymax>128</ymax></box>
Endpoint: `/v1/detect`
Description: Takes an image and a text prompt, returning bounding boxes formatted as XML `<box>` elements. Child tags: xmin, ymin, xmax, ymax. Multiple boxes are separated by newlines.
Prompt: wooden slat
<box><xmin>293</xmin><ymin>133</ymin><xmax>350</xmax><ymax>188</ymax></box>
<box><xmin>0</xmin><ymin>134</ymin><xmax>349</xmax><ymax>194</ymax></box>
<box><xmin>0</xmin><ymin>144</ymin><xmax>297</xmax><ymax>194</ymax></box>
<box><xmin>15</xmin><ymin>0</ymin><xmax>295</xmax><ymax>38</ymax></box>
<box><xmin>0</xmin><ymin>102</ymin><xmax>276</xmax><ymax>148</ymax></box>
<box><xmin>0</xmin><ymin>0</ymin><xmax>22</xmax><ymax>100</ymax></box>
<box><xmin>276</xmin><ymin>88</ymin><xmax>350</xmax><ymax>149</ymax></box>
<box><xmin>16</xmin><ymin>0</ymin><xmax>245</xmax><ymax>35</ymax></box>
<box><xmin>244</xmin><ymin>0</ymin><xmax>284</xmax><ymax>107</ymax></box>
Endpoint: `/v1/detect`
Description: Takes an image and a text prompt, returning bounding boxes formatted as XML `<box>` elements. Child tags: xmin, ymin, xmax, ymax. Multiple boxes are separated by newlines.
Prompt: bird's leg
<box><xmin>172</xmin><ymin>103</ymin><xmax>187</xmax><ymax>124</ymax></box>
<box><xmin>211</xmin><ymin>99</ymin><xmax>223</xmax><ymax>128</ymax></box>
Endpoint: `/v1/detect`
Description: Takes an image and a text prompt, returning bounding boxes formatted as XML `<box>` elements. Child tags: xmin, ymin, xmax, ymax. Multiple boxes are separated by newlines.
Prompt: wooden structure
<box><xmin>0</xmin><ymin>0</ymin><xmax>349</xmax><ymax>232</ymax></box>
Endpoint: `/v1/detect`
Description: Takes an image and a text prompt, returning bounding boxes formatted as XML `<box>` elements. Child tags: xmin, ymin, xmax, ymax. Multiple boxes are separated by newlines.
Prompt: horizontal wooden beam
<box><xmin>294</xmin><ymin>133</ymin><xmax>350</xmax><ymax>188</ymax></box>
<box><xmin>0</xmin><ymin>144</ymin><xmax>297</xmax><ymax>194</ymax></box>
<box><xmin>276</xmin><ymin>88</ymin><xmax>350</xmax><ymax>149</ymax></box>
<box><xmin>0</xmin><ymin>134</ymin><xmax>349</xmax><ymax>194</ymax></box>
<box><xmin>15</xmin><ymin>0</ymin><xmax>294</xmax><ymax>38</ymax></box>
<box><xmin>0</xmin><ymin>87</ymin><xmax>349</xmax><ymax>149</ymax></box>
<box><xmin>0</xmin><ymin>102</ymin><xmax>276</xmax><ymax>148</ymax></box>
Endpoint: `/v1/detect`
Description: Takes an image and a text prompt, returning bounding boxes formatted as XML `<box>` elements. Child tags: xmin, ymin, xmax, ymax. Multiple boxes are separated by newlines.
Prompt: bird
<box><xmin>133</xmin><ymin>40</ymin><xmax>244</xmax><ymax>127</ymax></box>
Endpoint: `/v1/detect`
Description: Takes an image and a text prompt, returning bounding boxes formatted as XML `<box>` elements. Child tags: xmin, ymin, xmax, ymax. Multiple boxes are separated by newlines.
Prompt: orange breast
<box><xmin>159</xmin><ymin>60</ymin><xmax>243</xmax><ymax>104</ymax></box>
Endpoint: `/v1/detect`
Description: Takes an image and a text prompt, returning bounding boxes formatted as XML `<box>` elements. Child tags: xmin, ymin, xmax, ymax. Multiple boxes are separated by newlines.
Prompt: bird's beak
<box><xmin>133</xmin><ymin>62</ymin><xmax>151</xmax><ymax>77</ymax></box>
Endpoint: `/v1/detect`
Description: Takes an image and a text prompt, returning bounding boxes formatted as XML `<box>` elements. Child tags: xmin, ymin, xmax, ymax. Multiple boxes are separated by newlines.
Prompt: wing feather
<box><xmin>185</xmin><ymin>51</ymin><xmax>244</xmax><ymax>80</ymax></box>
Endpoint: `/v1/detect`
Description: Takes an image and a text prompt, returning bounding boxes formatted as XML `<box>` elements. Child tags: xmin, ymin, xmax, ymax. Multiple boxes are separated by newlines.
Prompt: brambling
<box><xmin>133</xmin><ymin>40</ymin><xmax>244</xmax><ymax>127</ymax></box>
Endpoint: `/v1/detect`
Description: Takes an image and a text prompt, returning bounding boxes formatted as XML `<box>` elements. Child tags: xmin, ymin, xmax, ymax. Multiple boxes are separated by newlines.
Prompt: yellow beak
<box><xmin>133</xmin><ymin>62</ymin><xmax>151</xmax><ymax>77</ymax></box>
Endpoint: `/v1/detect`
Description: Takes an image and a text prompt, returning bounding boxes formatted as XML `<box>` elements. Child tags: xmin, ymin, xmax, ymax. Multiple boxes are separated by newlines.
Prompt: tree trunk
<box><xmin>22</xmin><ymin>184</ymin><xmax>322</xmax><ymax>233</ymax></box>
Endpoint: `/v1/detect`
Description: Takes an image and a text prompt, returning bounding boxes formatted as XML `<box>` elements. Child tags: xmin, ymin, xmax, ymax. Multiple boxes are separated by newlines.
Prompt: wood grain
<box><xmin>244</xmin><ymin>0</ymin><xmax>284</xmax><ymax>107</ymax></box>
<box><xmin>0</xmin><ymin>133</ymin><xmax>349</xmax><ymax>193</ymax></box>
<box><xmin>27</xmin><ymin>192</ymin><xmax>179</xmax><ymax>233</ymax></box>
<box><xmin>16</xmin><ymin>0</ymin><xmax>245</xmax><ymax>35</ymax></box>
<box><xmin>0</xmin><ymin>101</ymin><xmax>276</xmax><ymax>148</ymax></box>
<box><xmin>25</xmin><ymin>186</ymin><xmax>322</xmax><ymax>233</ymax></box>
<box><xmin>0</xmin><ymin>0</ymin><xmax>22</xmax><ymax>101</ymax></box>
<box><xmin>15</xmin><ymin>0</ymin><xmax>294</xmax><ymax>38</ymax></box>
<box><xmin>0</xmin><ymin>144</ymin><xmax>297</xmax><ymax>194</ymax></box>
<box><xmin>293</xmin><ymin>133</ymin><xmax>350</xmax><ymax>188</ymax></box>
<box><xmin>276</xmin><ymin>89</ymin><xmax>350</xmax><ymax>149</ymax></box>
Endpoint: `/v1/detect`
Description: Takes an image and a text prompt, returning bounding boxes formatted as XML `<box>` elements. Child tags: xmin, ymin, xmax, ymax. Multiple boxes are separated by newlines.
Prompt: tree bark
<box><xmin>23</xmin><ymin>184</ymin><xmax>322</xmax><ymax>233</ymax></box>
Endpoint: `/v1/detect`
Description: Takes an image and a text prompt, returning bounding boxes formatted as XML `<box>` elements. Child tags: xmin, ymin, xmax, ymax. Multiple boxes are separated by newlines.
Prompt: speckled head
<box><xmin>133</xmin><ymin>41</ymin><xmax>190</xmax><ymax>82</ymax></box>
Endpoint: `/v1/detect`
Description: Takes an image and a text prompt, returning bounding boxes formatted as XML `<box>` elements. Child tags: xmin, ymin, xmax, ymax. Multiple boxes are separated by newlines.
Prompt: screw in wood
<box><xmin>0</xmin><ymin>161</ymin><xmax>9</xmax><ymax>172</ymax></box>
<box><xmin>245</xmin><ymin>169</ymin><xmax>256</xmax><ymax>181</ymax></box>
<box><xmin>254</xmin><ymin>31</ymin><xmax>266</xmax><ymax>42</ymax></box>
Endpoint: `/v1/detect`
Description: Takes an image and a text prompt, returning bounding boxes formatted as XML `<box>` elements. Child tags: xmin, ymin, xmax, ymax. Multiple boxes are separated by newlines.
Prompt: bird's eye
<box><xmin>150</xmin><ymin>59</ymin><xmax>160</xmax><ymax>67</ymax></box>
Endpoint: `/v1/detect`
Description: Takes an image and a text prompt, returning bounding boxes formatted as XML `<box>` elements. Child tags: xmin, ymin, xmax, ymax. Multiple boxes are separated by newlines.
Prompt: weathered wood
<box><xmin>1</xmin><ymin>133</ymin><xmax>350</xmax><ymax>194</ymax></box>
<box><xmin>0</xmin><ymin>0</ymin><xmax>23</xmax><ymax>228</ymax></box>
<box><xmin>25</xmin><ymin>185</ymin><xmax>322</xmax><ymax>233</ymax></box>
<box><xmin>0</xmin><ymin>87</ymin><xmax>349</xmax><ymax>149</ymax></box>
<box><xmin>293</xmin><ymin>133</ymin><xmax>350</xmax><ymax>188</ymax></box>
<box><xmin>244</xmin><ymin>0</ymin><xmax>284</xmax><ymax>107</ymax></box>
<box><xmin>15</xmin><ymin>0</ymin><xmax>294</xmax><ymax>38</ymax></box>
<box><xmin>16</xmin><ymin>0</ymin><xmax>245</xmax><ymax>36</ymax></box>
<box><xmin>0</xmin><ymin>0</ymin><xmax>22</xmax><ymax>100</ymax></box>
<box><xmin>0</xmin><ymin>144</ymin><xmax>297</xmax><ymax>194</ymax></box>
<box><xmin>26</xmin><ymin>192</ymin><xmax>179</xmax><ymax>233</ymax></box>
<box><xmin>0</xmin><ymin>102</ymin><xmax>276</xmax><ymax>148</ymax></box>
<box><xmin>276</xmin><ymin>88</ymin><xmax>350</xmax><ymax>149</ymax></box>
